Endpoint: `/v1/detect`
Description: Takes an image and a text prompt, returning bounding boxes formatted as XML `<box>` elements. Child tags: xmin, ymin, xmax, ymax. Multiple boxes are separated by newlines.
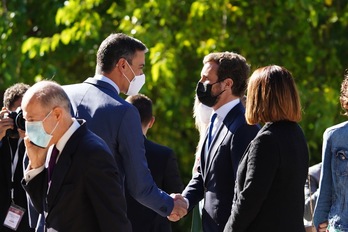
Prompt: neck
<box><xmin>213</xmin><ymin>94</ymin><xmax>238</xmax><ymax>111</ymax></box>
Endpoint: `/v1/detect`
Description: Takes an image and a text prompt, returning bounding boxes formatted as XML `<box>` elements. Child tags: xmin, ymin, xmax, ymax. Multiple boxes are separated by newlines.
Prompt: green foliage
<box><xmin>2</xmin><ymin>0</ymin><xmax>348</xmax><ymax>230</ymax></box>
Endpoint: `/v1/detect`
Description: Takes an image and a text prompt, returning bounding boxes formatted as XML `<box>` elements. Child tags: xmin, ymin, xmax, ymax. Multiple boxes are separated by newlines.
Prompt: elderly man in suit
<box><xmin>21</xmin><ymin>80</ymin><xmax>131</xmax><ymax>232</ymax></box>
<box><xmin>63</xmin><ymin>33</ymin><xmax>186</xmax><ymax>219</ymax></box>
<box><xmin>125</xmin><ymin>94</ymin><xmax>184</xmax><ymax>232</ymax></box>
<box><xmin>171</xmin><ymin>52</ymin><xmax>259</xmax><ymax>232</ymax></box>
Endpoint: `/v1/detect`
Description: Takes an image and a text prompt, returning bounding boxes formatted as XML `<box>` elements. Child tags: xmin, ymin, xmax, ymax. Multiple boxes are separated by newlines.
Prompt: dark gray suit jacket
<box><xmin>183</xmin><ymin>102</ymin><xmax>260</xmax><ymax>232</ymax></box>
<box><xmin>22</xmin><ymin>120</ymin><xmax>131</xmax><ymax>232</ymax></box>
<box><xmin>63</xmin><ymin>78</ymin><xmax>173</xmax><ymax>216</ymax></box>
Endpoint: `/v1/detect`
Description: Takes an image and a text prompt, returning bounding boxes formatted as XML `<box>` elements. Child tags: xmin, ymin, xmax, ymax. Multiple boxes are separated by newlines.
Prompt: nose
<box><xmin>199</xmin><ymin>76</ymin><xmax>207</xmax><ymax>83</ymax></box>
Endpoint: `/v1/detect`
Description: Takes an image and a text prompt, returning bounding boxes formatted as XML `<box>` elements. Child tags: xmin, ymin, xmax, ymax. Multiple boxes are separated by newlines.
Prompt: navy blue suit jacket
<box><xmin>63</xmin><ymin>78</ymin><xmax>173</xmax><ymax>216</ymax></box>
<box><xmin>22</xmin><ymin>120</ymin><xmax>131</xmax><ymax>232</ymax></box>
<box><xmin>183</xmin><ymin>102</ymin><xmax>259</xmax><ymax>232</ymax></box>
<box><xmin>126</xmin><ymin>136</ymin><xmax>184</xmax><ymax>232</ymax></box>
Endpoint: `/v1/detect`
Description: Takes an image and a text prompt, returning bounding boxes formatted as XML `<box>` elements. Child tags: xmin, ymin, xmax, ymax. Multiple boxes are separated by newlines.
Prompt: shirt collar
<box><xmin>94</xmin><ymin>74</ymin><xmax>120</xmax><ymax>94</ymax></box>
<box><xmin>214</xmin><ymin>98</ymin><xmax>240</xmax><ymax>120</ymax></box>
<box><xmin>55</xmin><ymin>118</ymin><xmax>80</xmax><ymax>153</ymax></box>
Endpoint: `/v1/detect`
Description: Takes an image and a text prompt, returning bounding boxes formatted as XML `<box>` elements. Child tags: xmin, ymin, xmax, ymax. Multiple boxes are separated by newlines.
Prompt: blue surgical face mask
<box><xmin>25</xmin><ymin>110</ymin><xmax>59</xmax><ymax>148</ymax></box>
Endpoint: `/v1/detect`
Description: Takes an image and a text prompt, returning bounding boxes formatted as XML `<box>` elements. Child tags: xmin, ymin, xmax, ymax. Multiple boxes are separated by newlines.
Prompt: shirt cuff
<box><xmin>24</xmin><ymin>165</ymin><xmax>45</xmax><ymax>182</ymax></box>
<box><xmin>184</xmin><ymin>197</ymin><xmax>189</xmax><ymax>209</ymax></box>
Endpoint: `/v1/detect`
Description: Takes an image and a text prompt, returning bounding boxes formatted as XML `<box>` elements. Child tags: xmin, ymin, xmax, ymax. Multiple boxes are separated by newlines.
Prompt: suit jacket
<box><xmin>0</xmin><ymin>137</ymin><xmax>35</xmax><ymax>232</ymax></box>
<box><xmin>224</xmin><ymin>121</ymin><xmax>309</xmax><ymax>232</ymax></box>
<box><xmin>183</xmin><ymin>102</ymin><xmax>260</xmax><ymax>232</ymax></box>
<box><xmin>63</xmin><ymin>78</ymin><xmax>173</xmax><ymax>216</ymax></box>
<box><xmin>126</xmin><ymin>136</ymin><xmax>184</xmax><ymax>232</ymax></box>
<box><xmin>22</xmin><ymin>120</ymin><xmax>131</xmax><ymax>232</ymax></box>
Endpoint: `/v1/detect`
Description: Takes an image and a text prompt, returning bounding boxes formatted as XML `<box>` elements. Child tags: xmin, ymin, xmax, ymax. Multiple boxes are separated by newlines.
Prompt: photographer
<box><xmin>0</xmin><ymin>83</ymin><xmax>37</xmax><ymax>232</ymax></box>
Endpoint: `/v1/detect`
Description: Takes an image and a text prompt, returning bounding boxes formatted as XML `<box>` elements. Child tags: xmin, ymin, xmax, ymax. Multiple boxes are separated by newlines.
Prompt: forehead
<box><xmin>22</xmin><ymin>98</ymin><xmax>46</xmax><ymax>120</ymax></box>
<box><xmin>201</xmin><ymin>61</ymin><xmax>218</xmax><ymax>78</ymax></box>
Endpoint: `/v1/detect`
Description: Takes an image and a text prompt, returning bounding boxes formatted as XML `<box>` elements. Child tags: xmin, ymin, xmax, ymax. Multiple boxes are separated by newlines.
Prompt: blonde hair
<box><xmin>245</xmin><ymin>65</ymin><xmax>302</xmax><ymax>124</ymax></box>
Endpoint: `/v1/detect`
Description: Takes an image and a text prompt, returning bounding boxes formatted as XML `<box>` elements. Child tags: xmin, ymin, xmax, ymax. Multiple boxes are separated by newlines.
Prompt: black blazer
<box><xmin>126</xmin><ymin>137</ymin><xmax>184</xmax><ymax>232</ymax></box>
<box><xmin>183</xmin><ymin>102</ymin><xmax>260</xmax><ymax>232</ymax></box>
<box><xmin>0</xmin><ymin>137</ymin><xmax>35</xmax><ymax>232</ymax></box>
<box><xmin>22</xmin><ymin>120</ymin><xmax>131</xmax><ymax>232</ymax></box>
<box><xmin>224</xmin><ymin>121</ymin><xmax>309</xmax><ymax>232</ymax></box>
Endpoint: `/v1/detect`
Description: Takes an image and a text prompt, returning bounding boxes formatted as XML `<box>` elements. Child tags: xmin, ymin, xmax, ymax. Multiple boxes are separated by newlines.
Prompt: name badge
<box><xmin>3</xmin><ymin>203</ymin><xmax>26</xmax><ymax>231</ymax></box>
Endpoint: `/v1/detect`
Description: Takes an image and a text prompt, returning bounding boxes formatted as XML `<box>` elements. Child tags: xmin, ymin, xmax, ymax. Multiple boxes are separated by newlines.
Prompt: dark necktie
<box><xmin>208</xmin><ymin>113</ymin><xmax>217</xmax><ymax>148</ymax></box>
<box><xmin>48</xmin><ymin>146</ymin><xmax>59</xmax><ymax>182</ymax></box>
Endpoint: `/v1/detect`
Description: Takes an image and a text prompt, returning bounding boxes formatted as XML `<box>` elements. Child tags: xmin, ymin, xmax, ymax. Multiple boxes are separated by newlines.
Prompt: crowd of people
<box><xmin>0</xmin><ymin>32</ymin><xmax>346</xmax><ymax>232</ymax></box>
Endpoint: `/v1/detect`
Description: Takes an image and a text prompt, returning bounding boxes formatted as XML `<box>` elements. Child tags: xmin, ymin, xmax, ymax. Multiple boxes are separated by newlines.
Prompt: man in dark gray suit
<box><xmin>22</xmin><ymin>80</ymin><xmax>130</xmax><ymax>231</ymax></box>
<box><xmin>63</xmin><ymin>33</ymin><xmax>186</xmax><ymax>219</ymax></box>
<box><xmin>125</xmin><ymin>94</ymin><xmax>184</xmax><ymax>232</ymax></box>
<box><xmin>173</xmin><ymin>52</ymin><xmax>260</xmax><ymax>232</ymax></box>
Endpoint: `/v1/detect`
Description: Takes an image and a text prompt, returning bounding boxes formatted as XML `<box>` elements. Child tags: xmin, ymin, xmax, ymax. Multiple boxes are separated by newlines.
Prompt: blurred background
<box><xmin>1</xmin><ymin>0</ymin><xmax>348</xmax><ymax>231</ymax></box>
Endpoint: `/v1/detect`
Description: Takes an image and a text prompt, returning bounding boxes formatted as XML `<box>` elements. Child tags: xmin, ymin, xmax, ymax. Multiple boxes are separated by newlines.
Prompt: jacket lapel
<box><xmin>46</xmin><ymin>120</ymin><xmax>86</xmax><ymax>214</ymax></box>
<box><xmin>46</xmin><ymin>148</ymin><xmax>72</xmax><ymax>212</ymax></box>
<box><xmin>203</xmin><ymin>103</ymin><xmax>245</xmax><ymax>178</ymax></box>
<box><xmin>204</xmin><ymin>125</ymin><xmax>228</xmax><ymax>176</ymax></box>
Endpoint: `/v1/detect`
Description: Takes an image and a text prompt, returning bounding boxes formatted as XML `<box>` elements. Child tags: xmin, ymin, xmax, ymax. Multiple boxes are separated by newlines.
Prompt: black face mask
<box><xmin>196</xmin><ymin>81</ymin><xmax>224</xmax><ymax>107</ymax></box>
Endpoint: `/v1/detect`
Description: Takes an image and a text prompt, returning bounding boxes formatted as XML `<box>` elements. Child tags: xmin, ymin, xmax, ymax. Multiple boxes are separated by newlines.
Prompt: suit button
<box><xmin>159</xmin><ymin>206</ymin><xmax>167</xmax><ymax>213</ymax></box>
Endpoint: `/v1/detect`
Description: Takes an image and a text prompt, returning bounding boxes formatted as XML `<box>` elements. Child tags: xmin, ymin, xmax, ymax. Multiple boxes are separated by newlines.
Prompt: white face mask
<box><xmin>123</xmin><ymin>61</ymin><xmax>145</xmax><ymax>96</ymax></box>
<box><xmin>25</xmin><ymin>110</ymin><xmax>59</xmax><ymax>148</ymax></box>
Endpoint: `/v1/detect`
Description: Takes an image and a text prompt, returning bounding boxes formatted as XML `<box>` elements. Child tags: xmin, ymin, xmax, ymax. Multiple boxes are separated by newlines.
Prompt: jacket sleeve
<box><xmin>119</xmin><ymin>107</ymin><xmax>174</xmax><ymax>216</ymax></box>
<box><xmin>313</xmin><ymin>130</ymin><xmax>333</xmax><ymax>227</ymax></box>
<box><xmin>21</xmin><ymin>170</ymin><xmax>47</xmax><ymax>214</ymax></box>
<box><xmin>224</xmin><ymin>133</ymin><xmax>279</xmax><ymax>231</ymax></box>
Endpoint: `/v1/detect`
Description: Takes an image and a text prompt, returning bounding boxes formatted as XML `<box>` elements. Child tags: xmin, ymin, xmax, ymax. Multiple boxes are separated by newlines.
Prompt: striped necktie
<box><xmin>208</xmin><ymin>113</ymin><xmax>217</xmax><ymax>148</ymax></box>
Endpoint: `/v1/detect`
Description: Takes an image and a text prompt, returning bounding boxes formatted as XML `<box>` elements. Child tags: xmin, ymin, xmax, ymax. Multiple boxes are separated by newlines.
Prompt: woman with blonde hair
<box><xmin>224</xmin><ymin>65</ymin><xmax>309</xmax><ymax>232</ymax></box>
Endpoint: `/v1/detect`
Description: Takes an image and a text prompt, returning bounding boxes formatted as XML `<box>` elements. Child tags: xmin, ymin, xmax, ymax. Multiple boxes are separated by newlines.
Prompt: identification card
<box><xmin>3</xmin><ymin>203</ymin><xmax>26</xmax><ymax>231</ymax></box>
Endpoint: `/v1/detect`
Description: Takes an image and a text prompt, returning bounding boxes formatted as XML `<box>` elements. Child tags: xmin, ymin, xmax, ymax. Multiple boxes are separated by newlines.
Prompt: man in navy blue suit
<box><xmin>125</xmin><ymin>94</ymin><xmax>184</xmax><ymax>232</ymax></box>
<box><xmin>171</xmin><ymin>52</ymin><xmax>260</xmax><ymax>232</ymax></box>
<box><xmin>63</xmin><ymin>33</ymin><xmax>187</xmax><ymax>219</ymax></box>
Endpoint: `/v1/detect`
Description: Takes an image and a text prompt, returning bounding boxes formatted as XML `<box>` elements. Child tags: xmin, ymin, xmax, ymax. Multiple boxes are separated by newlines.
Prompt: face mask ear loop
<box><xmin>126</xmin><ymin>61</ymin><xmax>137</xmax><ymax>78</ymax></box>
<box><xmin>122</xmin><ymin>72</ymin><xmax>131</xmax><ymax>83</ymax></box>
<box><xmin>49</xmin><ymin>121</ymin><xmax>60</xmax><ymax>136</ymax></box>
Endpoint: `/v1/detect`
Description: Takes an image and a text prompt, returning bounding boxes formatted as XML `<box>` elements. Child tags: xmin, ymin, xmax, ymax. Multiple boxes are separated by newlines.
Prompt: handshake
<box><xmin>168</xmin><ymin>193</ymin><xmax>188</xmax><ymax>222</ymax></box>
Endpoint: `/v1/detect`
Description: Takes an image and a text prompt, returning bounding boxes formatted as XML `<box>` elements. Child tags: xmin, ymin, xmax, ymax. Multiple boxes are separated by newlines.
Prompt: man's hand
<box><xmin>167</xmin><ymin>193</ymin><xmax>188</xmax><ymax>222</ymax></box>
<box><xmin>24</xmin><ymin>136</ymin><xmax>48</xmax><ymax>169</ymax></box>
<box><xmin>0</xmin><ymin>108</ymin><xmax>13</xmax><ymax>140</ymax></box>
<box><xmin>318</xmin><ymin>221</ymin><xmax>328</xmax><ymax>232</ymax></box>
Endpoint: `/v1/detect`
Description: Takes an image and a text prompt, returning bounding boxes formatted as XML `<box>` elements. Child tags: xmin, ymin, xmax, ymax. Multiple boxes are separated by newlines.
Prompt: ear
<box><xmin>52</xmin><ymin>107</ymin><xmax>63</xmax><ymax>121</ymax></box>
<box><xmin>148</xmin><ymin>116</ymin><xmax>155</xmax><ymax>129</ymax></box>
<box><xmin>224</xmin><ymin>78</ymin><xmax>233</xmax><ymax>89</ymax></box>
<box><xmin>116</xmin><ymin>58</ymin><xmax>127</xmax><ymax>70</ymax></box>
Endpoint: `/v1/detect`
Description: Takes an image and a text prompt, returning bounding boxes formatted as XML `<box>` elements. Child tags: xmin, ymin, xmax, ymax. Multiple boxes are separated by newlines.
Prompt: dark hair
<box><xmin>245</xmin><ymin>65</ymin><xmax>302</xmax><ymax>124</ymax></box>
<box><xmin>340</xmin><ymin>70</ymin><xmax>348</xmax><ymax>116</ymax></box>
<box><xmin>3</xmin><ymin>83</ymin><xmax>30</xmax><ymax>109</ymax></box>
<box><xmin>203</xmin><ymin>52</ymin><xmax>250</xmax><ymax>97</ymax></box>
<box><xmin>96</xmin><ymin>33</ymin><xmax>148</xmax><ymax>74</ymax></box>
<box><xmin>126</xmin><ymin>94</ymin><xmax>153</xmax><ymax>126</ymax></box>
